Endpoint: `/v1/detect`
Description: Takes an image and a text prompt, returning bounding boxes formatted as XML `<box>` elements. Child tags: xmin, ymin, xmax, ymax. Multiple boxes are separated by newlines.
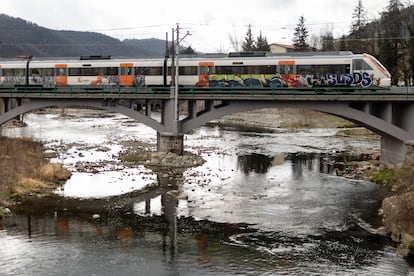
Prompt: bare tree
<box><xmin>228</xmin><ymin>32</ymin><xmax>241</xmax><ymax>52</ymax></box>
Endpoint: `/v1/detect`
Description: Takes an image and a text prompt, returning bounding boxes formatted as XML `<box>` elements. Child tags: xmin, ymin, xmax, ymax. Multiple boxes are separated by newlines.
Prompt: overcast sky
<box><xmin>2</xmin><ymin>0</ymin><xmax>395</xmax><ymax>52</ymax></box>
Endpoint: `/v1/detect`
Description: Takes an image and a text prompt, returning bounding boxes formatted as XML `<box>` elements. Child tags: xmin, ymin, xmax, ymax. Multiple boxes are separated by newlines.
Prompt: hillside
<box><xmin>0</xmin><ymin>14</ymin><xmax>166</xmax><ymax>58</ymax></box>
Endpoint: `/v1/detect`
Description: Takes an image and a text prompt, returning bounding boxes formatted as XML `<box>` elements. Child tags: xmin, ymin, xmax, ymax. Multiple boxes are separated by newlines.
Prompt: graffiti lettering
<box><xmin>305</xmin><ymin>72</ymin><xmax>373</xmax><ymax>87</ymax></box>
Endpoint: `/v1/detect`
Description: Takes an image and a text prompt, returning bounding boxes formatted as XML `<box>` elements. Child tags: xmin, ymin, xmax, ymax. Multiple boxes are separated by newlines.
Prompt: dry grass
<box><xmin>0</xmin><ymin>136</ymin><xmax>71</xmax><ymax>199</ymax></box>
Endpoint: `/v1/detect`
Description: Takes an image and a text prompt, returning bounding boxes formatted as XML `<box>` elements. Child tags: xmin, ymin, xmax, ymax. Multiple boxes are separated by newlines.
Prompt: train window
<box><xmin>56</xmin><ymin>68</ymin><xmax>66</xmax><ymax>76</ymax></box>
<box><xmin>216</xmin><ymin>66</ymin><xmax>247</xmax><ymax>75</ymax></box>
<box><xmin>105</xmin><ymin>67</ymin><xmax>118</xmax><ymax>75</ymax></box>
<box><xmin>3</xmin><ymin>68</ymin><xmax>25</xmax><ymax>76</ymax></box>
<box><xmin>353</xmin><ymin>59</ymin><xmax>373</xmax><ymax>71</ymax></box>
<box><xmin>68</xmin><ymin>68</ymin><xmax>80</xmax><ymax>76</ymax></box>
<box><xmin>135</xmin><ymin>67</ymin><xmax>147</xmax><ymax>75</ymax></box>
<box><xmin>69</xmin><ymin>67</ymin><xmax>105</xmax><ymax>76</ymax></box>
<box><xmin>199</xmin><ymin>66</ymin><xmax>213</xmax><ymax>75</ymax></box>
<box><xmin>31</xmin><ymin>68</ymin><xmax>54</xmax><ymax>76</ymax></box>
<box><xmin>121</xmin><ymin>67</ymin><xmax>132</xmax><ymax>75</ymax></box>
<box><xmin>261</xmin><ymin>65</ymin><xmax>276</xmax><ymax>74</ymax></box>
<box><xmin>179</xmin><ymin>66</ymin><xmax>197</xmax><ymax>75</ymax></box>
<box><xmin>148</xmin><ymin>67</ymin><xmax>162</xmax><ymax>75</ymax></box>
<box><xmin>135</xmin><ymin>67</ymin><xmax>162</xmax><ymax>76</ymax></box>
<box><xmin>297</xmin><ymin>64</ymin><xmax>349</xmax><ymax>74</ymax></box>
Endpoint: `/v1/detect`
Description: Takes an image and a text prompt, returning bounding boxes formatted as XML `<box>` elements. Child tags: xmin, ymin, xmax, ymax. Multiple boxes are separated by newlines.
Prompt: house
<box><xmin>269</xmin><ymin>43</ymin><xmax>295</xmax><ymax>53</ymax></box>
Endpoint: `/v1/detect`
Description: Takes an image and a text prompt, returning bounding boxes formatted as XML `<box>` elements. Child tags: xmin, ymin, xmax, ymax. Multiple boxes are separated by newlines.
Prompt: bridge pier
<box><xmin>381</xmin><ymin>136</ymin><xmax>407</xmax><ymax>164</ymax></box>
<box><xmin>157</xmin><ymin>132</ymin><xmax>184</xmax><ymax>155</ymax></box>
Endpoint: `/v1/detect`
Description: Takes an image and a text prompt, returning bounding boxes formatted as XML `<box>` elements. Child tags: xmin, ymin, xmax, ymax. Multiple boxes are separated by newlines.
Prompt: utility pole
<box><xmin>174</xmin><ymin>23</ymin><xmax>179</xmax><ymax>123</ymax></box>
<box><xmin>171</xmin><ymin>23</ymin><xmax>191</xmax><ymax>134</ymax></box>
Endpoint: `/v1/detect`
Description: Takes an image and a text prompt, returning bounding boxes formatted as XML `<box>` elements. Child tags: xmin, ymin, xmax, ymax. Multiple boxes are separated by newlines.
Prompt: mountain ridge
<box><xmin>0</xmin><ymin>14</ymin><xmax>167</xmax><ymax>58</ymax></box>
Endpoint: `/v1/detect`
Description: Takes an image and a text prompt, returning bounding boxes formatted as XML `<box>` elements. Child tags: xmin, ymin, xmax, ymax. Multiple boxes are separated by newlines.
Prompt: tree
<box><xmin>378</xmin><ymin>0</ymin><xmax>405</xmax><ymax>84</ymax></box>
<box><xmin>408</xmin><ymin>26</ymin><xmax>414</xmax><ymax>85</ymax></box>
<box><xmin>241</xmin><ymin>24</ymin><xmax>255</xmax><ymax>52</ymax></box>
<box><xmin>293</xmin><ymin>15</ymin><xmax>310</xmax><ymax>51</ymax></box>
<box><xmin>320</xmin><ymin>31</ymin><xmax>336</xmax><ymax>51</ymax></box>
<box><xmin>228</xmin><ymin>32</ymin><xmax>241</xmax><ymax>52</ymax></box>
<box><xmin>180</xmin><ymin>46</ymin><xmax>196</xmax><ymax>55</ymax></box>
<box><xmin>350</xmin><ymin>0</ymin><xmax>368</xmax><ymax>34</ymax></box>
<box><xmin>255</xmin><ymin>31</ymin><xmax>270</xmax><ymax>51</ymax></box>
<box><xmin>348</xmin><ymin>0</ymin><xmax>374</xmax><ymax>53</ymax></box>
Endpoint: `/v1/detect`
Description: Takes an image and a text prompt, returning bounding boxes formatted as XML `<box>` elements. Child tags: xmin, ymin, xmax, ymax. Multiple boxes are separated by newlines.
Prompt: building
<box><xmin>269</xmin><ymin>43</ymin><xmax>295</xmax><ymax>54</ymax></box>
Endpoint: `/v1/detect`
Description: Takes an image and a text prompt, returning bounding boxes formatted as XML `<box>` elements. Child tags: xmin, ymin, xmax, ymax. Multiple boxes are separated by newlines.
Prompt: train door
<box><xmin>120</xmin><ymin>63</ymin><xmax>133</xmax><ymax>86</ymax></box>
<box><xmin>55</xmin><ymin>64</ymin><xmax>67</xmax><ymax>86</ymax></box>
<box><xmin>197</xmin><ymin>61</ymin><xmax>214</xmax><ymax>87</ymax></box>
<box><xmin>278</xmin><ymin>60</ymin><xmax>297</xmax><ymax>87</ymax></box>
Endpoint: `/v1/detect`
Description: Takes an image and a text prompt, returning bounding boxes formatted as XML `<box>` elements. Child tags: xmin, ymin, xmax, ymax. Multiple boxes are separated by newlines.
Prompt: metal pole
<box><xmin>25</xmin><ymin>56</ymin><xmax>33</xmax><ymax>86</ymax></box>
<box><xmin>174</xmin><ymin>23</ymin><xmax>179</xmax><ymax>122</ymax></box>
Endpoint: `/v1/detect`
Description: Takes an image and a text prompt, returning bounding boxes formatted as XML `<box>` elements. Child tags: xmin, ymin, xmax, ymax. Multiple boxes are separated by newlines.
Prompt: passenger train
<box><xmin>0</xmin><ymin>51</ymin><xmax>391</xmax><ymax>89</ymax></box>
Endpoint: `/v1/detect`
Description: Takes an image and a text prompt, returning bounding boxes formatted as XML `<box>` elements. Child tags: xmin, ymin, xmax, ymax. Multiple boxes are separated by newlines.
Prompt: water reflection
<box><xmin>236</xmin><ymin>151</ymin><xmax>373</xmax><ymax>178</ymax></box>
<box><xmin>237</xmin><ymin>153</ymin><xmax>273</xmax><ymax>174</ymax></box>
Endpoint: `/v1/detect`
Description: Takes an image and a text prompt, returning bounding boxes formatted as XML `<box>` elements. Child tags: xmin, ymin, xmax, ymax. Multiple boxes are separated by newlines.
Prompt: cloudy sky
<box><xmin>2</xmin><ymin>0</ymin><xmax>394</xmax><ymax>52</ymax></box>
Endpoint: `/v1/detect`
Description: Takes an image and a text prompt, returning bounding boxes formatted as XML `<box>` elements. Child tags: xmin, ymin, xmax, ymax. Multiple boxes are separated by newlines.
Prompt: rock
<box><xmin>381</xmin><ymin>192</ymin><xmax>414</xmax><ymax>257</ymax></box>
<box><xmin>401</xmin><ymin>232</ymin><xmax>414</xmax><ymax>250</ymax></box>
<box><xmin>92</xmin><ymin>214</ymin><xmax>101</xmax><ymax>220</ymax></box>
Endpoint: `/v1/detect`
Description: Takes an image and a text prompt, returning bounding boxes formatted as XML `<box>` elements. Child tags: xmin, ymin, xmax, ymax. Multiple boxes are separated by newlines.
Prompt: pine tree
<box><xmin>350</xmin><ymin>0</ymin><xmax>368</xmax><ymax>34</ymax></box>
<box><xmin>348</xmin><ymin>0</ymin><xmax>372</xmax><ymax>53</ymax></box>
<box><xmin>180</xmin><ymin>46</ymin><xmax>196</xmax><ymax>55</ymax></box>
<box><xmin>293</xmin><ymin>15</ymin><xmax>310</xmax><ymax>51</ymax></box>
<box><xmin>241</xmin><ymin>24</ymin><xmax>255</xmax><ymax>52</ymax></box>
<box><xmin>255</xmin><ymin>31</ymin><xmax>270</xmax><ymax>51</ymax></box>
<box><xmin>320</xmin><ymin>31</ymin><xmax>336</xmax><ymax>51</ymax></box>
<box><xmin>379</xmin><ymin>0</ymin><xmax>405</xmax><ymax>84</ymax></box>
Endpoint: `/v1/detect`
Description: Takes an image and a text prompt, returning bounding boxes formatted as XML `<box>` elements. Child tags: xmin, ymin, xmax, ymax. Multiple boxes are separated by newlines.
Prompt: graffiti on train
<box><xmin>305</xmin><ymin>72</ymin><xmax>373</xmax><ymax>87</ymax></box>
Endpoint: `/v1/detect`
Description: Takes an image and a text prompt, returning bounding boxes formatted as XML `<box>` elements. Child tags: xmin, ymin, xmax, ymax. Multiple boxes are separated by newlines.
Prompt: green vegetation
<box><xmin>371</xmin><ymin>168</ymin><xmax>401</xmax><ymax>185</ymax></box>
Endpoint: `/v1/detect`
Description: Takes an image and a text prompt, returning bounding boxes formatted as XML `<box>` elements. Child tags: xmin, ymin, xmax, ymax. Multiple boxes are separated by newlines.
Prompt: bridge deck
<box><xmin>1</xmin><ymin>86</ymin><xmax>414</xmax><ymax>101</ymax></box>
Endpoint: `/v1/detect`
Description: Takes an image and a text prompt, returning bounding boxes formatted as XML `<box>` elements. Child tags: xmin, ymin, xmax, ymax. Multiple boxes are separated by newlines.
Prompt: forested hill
<box><xmin>0</xmin><ymin>14</ymin><xmax>167</xmax><ymax>58</ymax></box>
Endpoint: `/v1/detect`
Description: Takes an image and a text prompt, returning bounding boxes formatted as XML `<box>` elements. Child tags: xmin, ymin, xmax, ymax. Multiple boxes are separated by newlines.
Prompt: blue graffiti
<box><xmin>306</xmin><ymin>72</ymin><xmax>373</xmax><ymax>87</ymax></box>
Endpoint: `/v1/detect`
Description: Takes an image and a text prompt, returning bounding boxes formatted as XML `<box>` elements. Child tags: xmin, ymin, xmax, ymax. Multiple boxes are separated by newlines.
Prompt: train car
<box><xmin>0</xmin><ymin>51</ymin><xmax>391</xmax><ymax>89</ymax></box>
<box><xmin>190</xmin><ymin>51</ymin><xmax>391</xmax><ymax>88</ymax></box>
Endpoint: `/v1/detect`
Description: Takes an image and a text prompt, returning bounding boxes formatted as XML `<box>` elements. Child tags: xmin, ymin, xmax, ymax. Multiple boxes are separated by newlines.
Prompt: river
<box><xmin>1</xmin><ymin>108</ymin><xmax>413</xmax><ymax>275</ymax></box>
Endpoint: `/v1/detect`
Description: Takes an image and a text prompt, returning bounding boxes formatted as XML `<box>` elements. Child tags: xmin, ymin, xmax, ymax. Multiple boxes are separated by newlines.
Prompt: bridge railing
<box><xmin>0</xmin><ymin>85</ymin><xmax>171</xmax><ymax>96</ymax></box>
<box><xmin>177</xmin><ymin>86</ymin><xmax>392</xmax><ymax>97</ymax></box>
<box><xmin>0</xmin><ymin>85</ymin><xmax>408</xmax><ymax>98</ymax></box>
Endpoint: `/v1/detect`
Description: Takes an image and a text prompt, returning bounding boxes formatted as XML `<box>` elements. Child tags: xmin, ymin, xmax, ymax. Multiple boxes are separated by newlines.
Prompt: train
<box><xmin>0</xmin><ymin>51</ymin><xmax>391</xmax><ymax>89</ymax></box>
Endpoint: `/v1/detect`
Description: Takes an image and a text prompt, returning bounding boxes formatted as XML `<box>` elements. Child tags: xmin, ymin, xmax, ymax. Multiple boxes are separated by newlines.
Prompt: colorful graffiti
<box><xmin>197</xmin><ymin>72</ymin><xmax>375</xmax><ymax>88</ymax></box>
<box><xmin>305</xmin><ymin>72</ymin><xmax>373</xmax><ymax>88</ymax></box>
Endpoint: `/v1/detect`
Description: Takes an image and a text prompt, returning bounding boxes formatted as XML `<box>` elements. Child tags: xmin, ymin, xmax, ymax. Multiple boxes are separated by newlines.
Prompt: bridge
<box><xmin>1</xmin><ymin>85</ymin><xmax>414</xmax><ymax>164</ymax></box>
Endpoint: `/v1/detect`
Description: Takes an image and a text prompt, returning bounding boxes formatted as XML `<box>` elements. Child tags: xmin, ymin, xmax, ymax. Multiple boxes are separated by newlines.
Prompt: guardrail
<box><xmin>1</xmin><ymin>85</ymin><xmax>411</xmax><ymax>98</ymax></box>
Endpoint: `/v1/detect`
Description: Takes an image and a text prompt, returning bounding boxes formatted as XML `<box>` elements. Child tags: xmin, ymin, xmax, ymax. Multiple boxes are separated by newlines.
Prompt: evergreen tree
<box><xmin>350</xmin><ymin>0</ymin><xmax>368</xmax><ymax>34</ymax></box>
<box><xmin>339</xmin><ymin>35</ymin><xmax>349</xmax><ymax>51</ymax></box>
<box><xmin>408</xmin><ymin>25</ymin><xmax>414</xmax><ymax>85</ymax></box>
<box><xmin>293</xmin><ymin>15</ymin><xmax>310</xmax><ymax>51</ymax></box>
<box><xmin>320</xmin><ymin>31</ymin><xmax>336</xmax><ymax>51</ymax></box>
<box><xmin>255</xmin><ymin>31</ymin><xmax>270</xmax><ymax>51</ymax></box>
<box><xmin>241</xmin><ymin>24</ymin><xmax>255</xmax><ymax>52</ymax></box>
<box><xmin>348</xmin><ymin>0</ymin><xmax>372</xmax><ymax>53</ymax></box>
<box><xmin>379</xmin><ymin>0</ymin><xmax>405</xmax><ymax>84</ymax></box>
<box><xmin>180</xmin><ymin>46</ymin><xmax>196</xmax><ymax>55</ymax></box>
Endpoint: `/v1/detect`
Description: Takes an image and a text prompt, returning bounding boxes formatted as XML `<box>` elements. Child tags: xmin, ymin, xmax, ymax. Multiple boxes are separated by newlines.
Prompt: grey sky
<box><xmin>2</xmin><ymin>0</ymin><xmax>392</xmax><ymax>52</ymax></box>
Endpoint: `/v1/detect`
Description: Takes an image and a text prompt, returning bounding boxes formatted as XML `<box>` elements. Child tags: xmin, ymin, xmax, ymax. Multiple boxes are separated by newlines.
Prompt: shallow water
<box><xmin>1</xmin><ymin>109</ymin><xmax>413</xmax><ymax>275</ymax></box>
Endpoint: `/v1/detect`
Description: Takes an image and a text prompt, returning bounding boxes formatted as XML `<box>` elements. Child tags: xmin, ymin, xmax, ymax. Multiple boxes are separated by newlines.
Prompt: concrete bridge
<box><xmin>1</xmin><ymin>85</ymin><xmax>414</xmax><ymax>164</ymax></box>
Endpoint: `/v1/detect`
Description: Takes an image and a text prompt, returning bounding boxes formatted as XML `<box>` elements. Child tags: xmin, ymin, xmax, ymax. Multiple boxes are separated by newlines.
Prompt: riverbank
<box><xmin>0</xmin><ymin>135</ymin><xmax>71</xmax><ymax>218</ymax></box>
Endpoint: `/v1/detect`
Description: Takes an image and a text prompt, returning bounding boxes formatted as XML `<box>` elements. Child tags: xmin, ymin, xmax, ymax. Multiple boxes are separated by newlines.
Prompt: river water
<box><xmin>1</xmin><ymin>109</ymin><xmax>414</xmax><ymax>276</ymax></box>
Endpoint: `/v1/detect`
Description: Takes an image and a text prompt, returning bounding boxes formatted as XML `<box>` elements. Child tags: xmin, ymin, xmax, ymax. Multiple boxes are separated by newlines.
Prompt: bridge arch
<box><xmin>0</xmin><ymin>98</ymin><xmax>166</xmax><ymax>133</ymax></box>
<box><xmin>181</xmin><ymin>101</ymin><xmax>410</xmax><ymax>142</ymax></box>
